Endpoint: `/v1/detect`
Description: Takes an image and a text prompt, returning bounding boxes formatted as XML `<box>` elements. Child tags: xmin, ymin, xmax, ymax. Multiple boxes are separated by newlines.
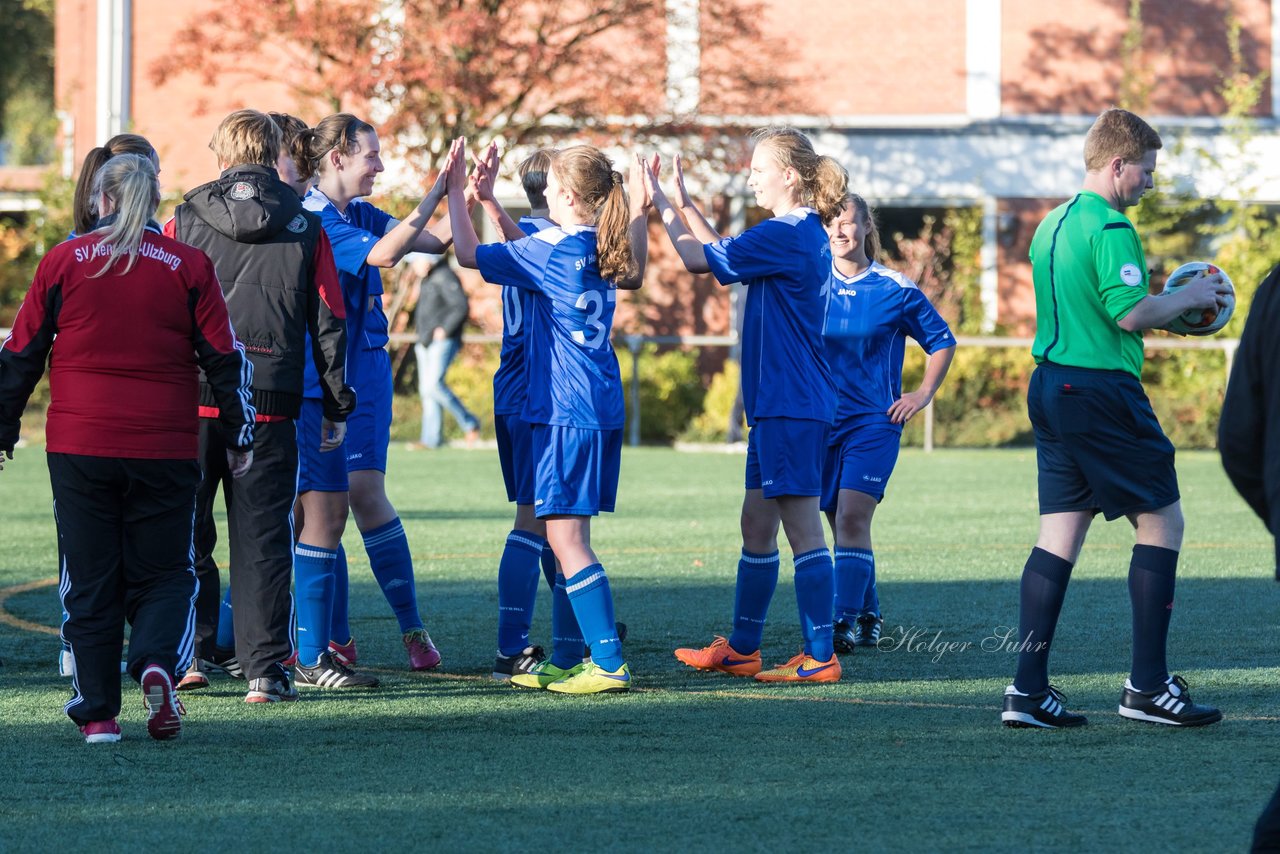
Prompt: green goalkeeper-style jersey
<box><xmin>1029</xmin><ymin>191</ymin><xmax>1150</xmax><ymax>378</ymax></box>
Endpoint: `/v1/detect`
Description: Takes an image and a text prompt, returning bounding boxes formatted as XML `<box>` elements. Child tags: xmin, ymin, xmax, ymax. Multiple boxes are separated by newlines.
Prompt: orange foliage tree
<box><xmin>149</xmin><ymin>0</ymin><xmax>804</xmax><ymax>175</ymax></box>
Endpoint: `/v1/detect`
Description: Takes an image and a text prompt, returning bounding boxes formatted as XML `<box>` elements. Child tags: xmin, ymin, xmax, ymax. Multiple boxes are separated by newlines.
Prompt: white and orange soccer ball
<box><xmin>1161</xmin><ymin>261</ymin><xmax>1235</xmax><ymax>336</ymax></box>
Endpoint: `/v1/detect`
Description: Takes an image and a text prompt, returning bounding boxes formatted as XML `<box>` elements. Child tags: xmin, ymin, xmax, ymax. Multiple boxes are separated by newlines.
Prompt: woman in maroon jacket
<box><xmin>0</xmin><ymin>153</ymin><xmax>255</xmax><ymax>744</ymax></box>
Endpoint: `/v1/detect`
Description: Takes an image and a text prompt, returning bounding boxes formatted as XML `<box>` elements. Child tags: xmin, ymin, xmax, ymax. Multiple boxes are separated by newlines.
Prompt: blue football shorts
<box><xmin>531</xmin><ymin>423</ymin><xmax>622</xmax><ymax>517</ymax></box>
<box><xmin>296</xmin><ymin>398</ymin><xmax>349</xmax><ymax>493</ymax></box>
<box><xmin>495</xmin><ymin>411</ymin><xmax>536</xmax><ymax>505</ymax></box>
<box><xmin>820</xmin><ymin>424</ymin><xmax>903</xmax><ymax>510</ymax></box>
<box><xmin>744</xmin><ymin>417</ymin><xmax>830</xmax><ymax>499</ymax></box>
<box><xmin>344</xmin><ymin>348</ymin><xmax>393</xmax><ymax>475</ymax></box>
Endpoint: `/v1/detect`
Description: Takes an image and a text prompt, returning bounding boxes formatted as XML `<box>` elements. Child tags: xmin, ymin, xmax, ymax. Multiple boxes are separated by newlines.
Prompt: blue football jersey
<box><xmin>823</xmin><ymin>262</ymin><xmax>955</xmax><ymax>435</ymax></box>
<box><xmin>493</xmin><ymin>216</ymin><xmax>557</xmax><ymax>416</ymax></box>
<box><xmin>476</xmin><ymin>224</ymin><xmax>624</xmax><ymax>430</ymax></box>
<box><xmin>704</xmin><ymin>208</ymin><xmax>835</xmax><ymax>425</ymax></box>
<box><xmin>302</xmin><ymin>188</ymin><xmax>392</xmax><ymax>390</ymax></box>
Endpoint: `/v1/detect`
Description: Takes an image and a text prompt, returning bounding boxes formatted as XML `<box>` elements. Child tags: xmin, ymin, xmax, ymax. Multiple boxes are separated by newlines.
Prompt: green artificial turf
<box><xmin>0</xmin><ymin>446</ymin><xmax>1275</xmax><ymax>851</ymax></box>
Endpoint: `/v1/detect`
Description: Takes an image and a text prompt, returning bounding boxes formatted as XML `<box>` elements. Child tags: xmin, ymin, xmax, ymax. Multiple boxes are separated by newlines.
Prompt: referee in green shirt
<box><xmin>1001</xmin><ymin>108</ymin><xmax>1232</xmax><ymax>730</ymax></box>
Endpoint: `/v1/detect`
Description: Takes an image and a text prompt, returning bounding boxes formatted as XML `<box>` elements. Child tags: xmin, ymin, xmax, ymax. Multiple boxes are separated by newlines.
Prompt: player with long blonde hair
<box><xmin>649</xmin><ymin>128</ymin><xmax>849</xmax><ymax>683</ymax></box>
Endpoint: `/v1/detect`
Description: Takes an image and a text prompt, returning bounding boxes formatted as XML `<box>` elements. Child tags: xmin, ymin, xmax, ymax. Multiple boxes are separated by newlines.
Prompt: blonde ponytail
<box><xmin>596</xmin><ymin>172</ymin><xmax>636</xmax><ymax>283</ymax></box>
<box><xmin>88</xmin><ymin>153</ymin><xmax>161</xmax><ymax>277</ymax></box>
<box><xmin>812</xmin><ymin>156</ymin><xmax>849</xmax><ymax>225</ymax></box>
<box><xmin>551</xmin><ymin>146</ymin><xmax>636</xmax><ymax>283</ymax></box>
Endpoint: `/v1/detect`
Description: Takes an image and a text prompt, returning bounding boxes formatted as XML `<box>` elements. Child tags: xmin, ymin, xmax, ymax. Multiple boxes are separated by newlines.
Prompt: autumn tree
<box><xmin>150</xmin><ymin>0</ymin><xmax>807</xmax><ymax>387</ymax></box>
<box><xmin>150</xmin><ymin>0</ymin><xmax>805</xmax><ymax>175</ymax></box>
<box><xmin>0</xmin><ymin>0</ymin><xmax>54</xmax><ymax>165</ymax></box>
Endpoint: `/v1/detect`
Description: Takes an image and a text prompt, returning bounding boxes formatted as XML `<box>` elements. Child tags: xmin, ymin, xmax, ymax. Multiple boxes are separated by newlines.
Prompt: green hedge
<box><xmin>12</xmin><ymin>340</ymin><xmax>1234</xmax><ymax>450</ymax></box>
<box><xmin>390</xmin><ymin>342</ymin><xmax>499</xmax><ymax>443</ymax></box>
<box><xmin>615</xmin><ymin>343</ymin><xmax>706</xmax><ymax>443</ymax></box>
<box><xmin>674</xmin><ymin>342</ymin><xmax>1232</xmax><ymax>450</ymax></box>
<box><xmin>390</xmin><ymin>340</ymin><xmax>707</xmax><ymax>445</ymax></box>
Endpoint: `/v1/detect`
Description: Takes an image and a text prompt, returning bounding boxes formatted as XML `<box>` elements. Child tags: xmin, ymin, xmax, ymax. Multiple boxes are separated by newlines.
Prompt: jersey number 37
<box><xmin>571</xmin><ymin>289</ymin><xmax>616</xmax><ymax>349</ymax></box>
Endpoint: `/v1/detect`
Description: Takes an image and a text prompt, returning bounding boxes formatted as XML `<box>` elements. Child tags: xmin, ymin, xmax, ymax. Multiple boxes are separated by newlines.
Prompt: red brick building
<box><xmin>26</xmin><ymin>0</ymin><xmax>1280</xmax><ymax>337</ymax></box>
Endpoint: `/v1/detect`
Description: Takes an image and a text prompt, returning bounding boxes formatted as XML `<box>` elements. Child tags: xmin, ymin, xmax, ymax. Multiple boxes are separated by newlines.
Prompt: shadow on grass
<box><xmin>5</xmin><ymin>574</ymin><xmax>1277</xmax><ymax>685</ymax></box>
<box><xmin>2</xmin><ymin>570</ymin><xmax>1277</xmax><ymax>854</ymax></box>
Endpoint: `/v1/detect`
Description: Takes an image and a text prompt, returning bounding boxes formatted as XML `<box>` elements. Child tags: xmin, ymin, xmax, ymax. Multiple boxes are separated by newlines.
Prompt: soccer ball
<box><xmin>1161</xmin><ymin>262</ymin><xmax>1235</xmax><ymax>336</ymax></box>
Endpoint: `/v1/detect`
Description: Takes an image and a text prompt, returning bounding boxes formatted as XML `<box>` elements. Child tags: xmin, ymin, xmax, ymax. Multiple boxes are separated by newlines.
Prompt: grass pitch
<box><xmin>0</xmin><ymin>445</ymin><xmax>1276</xmax><ymax>851</ymax></box>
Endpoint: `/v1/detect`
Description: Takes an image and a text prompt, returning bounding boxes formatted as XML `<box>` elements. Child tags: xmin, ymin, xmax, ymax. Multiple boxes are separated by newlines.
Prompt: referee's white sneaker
<box><xmin>1002</xmin><ymin>683</ymin><xmax>1088</xmax><ymax>729</ymax></box>
<box><xmin>1118</xmin><ymin>675</ymin><xmax>1222</xmax><ymax>727</ymax></box>
<box><xmin>295</xmin><ymin>652</ymin><xmax>379</xmax><ymax>689</ymax></box>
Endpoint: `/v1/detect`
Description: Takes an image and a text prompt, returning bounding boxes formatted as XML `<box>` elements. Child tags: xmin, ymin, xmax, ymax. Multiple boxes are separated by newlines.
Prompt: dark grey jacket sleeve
<box><xmin>1219</xmin><ymin>264</ymin><xmax>1280</xmax><ymax>575</ymax></box>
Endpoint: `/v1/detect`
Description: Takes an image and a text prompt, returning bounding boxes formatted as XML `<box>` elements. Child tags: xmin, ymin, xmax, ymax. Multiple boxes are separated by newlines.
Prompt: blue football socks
<box><xmin>728</xmin><ymin>549</ymin><xmax>779</xmax><ymax>655</ymax></box>
<box><xmin>540</xmin><ymin>544</ymin><xmax>557</xmax><ymax>591</ymax></box>
<box><xmin>833</xmin><ymin>547</ymin><xmax>875</xmax><ymax>622</ymax></box>
<box><xmin>861</xmin><ymin>553</ymin><xmax>880</xmax><ymax>617</ymax></box>
<box><xmin>330</xmin><ymin>543</ymin><xmax>351</xmax><ymax>645</ymax></box>
<box><xmin>216</xmin><ymin>586</ymin><xmax>235</xmax><ymax>650</ymax></box>
<box><xmin>362</xmin><ymin>518</ymin><xmax>423</xmax><ymax>634</ymax></box>
<box><xmin>565</xmin><ymin>564</ymin><xmax>623</xmax><ymax>672</ymax></box>
<box><xmin>294</xmin><ymin>543</ymin><xmax>338</xmax><ymax>667</ymax></box>
<box><xmin>497</xmin><ymin>531</ymin><xmax>545</xmax><ymax>656</ymax></box>
<box><xmin>550</xmin><ymin>572</ymin><xmax>587</xmax><ymax>669</ymax></box>
<box><xmin>794</xmin><ymin>548</ymin><xmax>835</xmax><ymax>661</ymax></box>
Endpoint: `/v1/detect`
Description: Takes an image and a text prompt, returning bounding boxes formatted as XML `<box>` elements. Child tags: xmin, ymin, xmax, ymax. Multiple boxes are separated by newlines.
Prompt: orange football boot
<box><xmin>674</xmin><ymin>635</ymin><xmax>762</xmax><ymax>677</ymax></box>
<box><xmin>753</xmin><ymin>651</ymin><xmax>842</xmax><ymax>683</ymax></box>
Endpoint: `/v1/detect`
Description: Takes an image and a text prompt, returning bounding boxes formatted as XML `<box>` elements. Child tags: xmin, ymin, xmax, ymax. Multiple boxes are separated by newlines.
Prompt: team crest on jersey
<box><xmin>286</xmin><ymin>214</ymin><xmax>308</xmax><ymax>233</ymax></box>
<box><xmin>228</xmin><ymin>181</ymin><xmax>256</xmax><ymax>201</ymax></box>
<box><xmin>1119</xmin><ymin>262</ymin><xmax>1143</xmax><ymax>286</ymax></box>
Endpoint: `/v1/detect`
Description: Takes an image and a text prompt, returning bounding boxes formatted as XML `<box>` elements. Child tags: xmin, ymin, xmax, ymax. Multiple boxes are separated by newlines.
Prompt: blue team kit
<box><xmin>296</xmin><ymin>188</ymin><xmax>396</xmax><ymax>477</ymax></box>
<box><xmin>493</xmin><ymin>216</ymin><xmax>558</xmax><ymax>504</ymax></box>
<box><xmin>821</xmin><ymin>261</ymin><xmax>955</xmax><ymax>503</ymax></box>
<box><xmin>477</xmin><ymin>223</ymin><xmax>624</xmax><ymax>516</ymax></box>
<box><xmin>703</xmin><ymin>207</ymin><xmax>835</xmax><ymax>497</ymax></box>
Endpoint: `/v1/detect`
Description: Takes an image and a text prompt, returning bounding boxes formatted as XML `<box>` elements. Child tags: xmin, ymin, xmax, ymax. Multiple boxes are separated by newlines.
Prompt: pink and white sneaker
<box><xmin>80</xmin><ymin>719</ymin><xmax>122</xmax><ymax>744</ymax></box>
<box><xmin>141</xmin><ymin>665</ymin><xmax>184</xmax><ymax>741</ymax></box>
<box><xmin>403</xmin><ymin>629</ymin><xmax>441</xmax><ymax>671</ymax></box>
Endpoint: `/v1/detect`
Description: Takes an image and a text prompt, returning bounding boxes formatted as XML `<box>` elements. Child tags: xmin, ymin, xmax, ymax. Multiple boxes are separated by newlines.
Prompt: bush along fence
<box><xmin>385</xmin><ymin>332</ymin><xmax>1238</xmax><ymax>451</ymax></box>
<box><xmin>6</xmin><ymin>332</ymin><xmax>1241</xmax><ymax>451</ymax></box>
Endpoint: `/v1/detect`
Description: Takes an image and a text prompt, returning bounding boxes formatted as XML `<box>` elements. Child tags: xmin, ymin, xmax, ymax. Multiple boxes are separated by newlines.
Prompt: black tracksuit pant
<box><xmin>193</xmin><ymin>417</ymin><xmax>298</xmax><ymax>681</ymax></box>
<box><xmin>49</xmin><ymin>453</ymin><xmax>201</xmax><ymax>726</ymax></box>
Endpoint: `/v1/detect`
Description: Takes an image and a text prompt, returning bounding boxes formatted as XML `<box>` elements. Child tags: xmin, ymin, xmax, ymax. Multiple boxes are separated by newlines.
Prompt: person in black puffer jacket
<box><xmin>166</xmin><ymin>109</ymin><xmax>355</xmax><ymax>703</ymax></box>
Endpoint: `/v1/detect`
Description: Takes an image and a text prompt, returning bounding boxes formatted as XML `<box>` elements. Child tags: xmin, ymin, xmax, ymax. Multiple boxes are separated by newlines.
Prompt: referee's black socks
<box><xmin>1128</xmin><ymin>544</ymin><xmax>1179</xmax><ymax>691</ymax></box>
<box><xmin>1013</xmin><ymin>547</ymin><xmax>1075</xmax><ymax>694</ymax></box>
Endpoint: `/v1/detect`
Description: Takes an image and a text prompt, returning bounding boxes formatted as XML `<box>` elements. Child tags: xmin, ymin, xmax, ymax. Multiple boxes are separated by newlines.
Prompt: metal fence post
<box><xmin>626</xmin><ymin>335</ymin><xmax>643</xmax><ymax>447</ymax></box>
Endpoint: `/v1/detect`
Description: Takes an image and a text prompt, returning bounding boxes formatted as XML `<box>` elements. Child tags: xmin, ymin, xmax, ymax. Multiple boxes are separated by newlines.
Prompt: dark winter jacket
<box><xmin>1220</xmin><ymin>263</ymin><xmax>1280</xmax><ymax>575</ymax></box>
<box><xmin>415</xmin><ymin>260</ymin><xmax>470</xmax><ymax>343</ymax></box>
<box><xmin>172</xmin><ymin>165</ymin><xmax>354</xmax><ymax>421</ymax></box>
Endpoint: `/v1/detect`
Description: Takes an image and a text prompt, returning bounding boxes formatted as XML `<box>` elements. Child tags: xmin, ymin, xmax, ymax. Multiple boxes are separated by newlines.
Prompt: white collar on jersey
<box><xmin>775</xmin><ymin>206</ymin><xmax>816</xmax><ymax>223</ymax></box>
<box><xmin>831</xmin><ymin>261</ymin><xmax>917</xmax><ymax>290</ymax></box>
<box><xmin>532</xmin><ymin>222</ymin><xmax>597</xmax><ymax>245</ymax></box>
<box><xmin>832</xmin><ymin>261</ymin><xmax>881</xmax><ymax>285</ymax></box>
<box><xmin>303</xmin><ymin>186</ymin><xmax>352</xmax><ymax>223</ymax></box>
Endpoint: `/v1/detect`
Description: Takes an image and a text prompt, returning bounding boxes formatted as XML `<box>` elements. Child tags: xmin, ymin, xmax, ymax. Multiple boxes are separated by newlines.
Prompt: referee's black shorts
<box><xmin>1028</xmin><ymin>361</ymin><xmax>1179</xmax><ymax>521</ymax></box>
